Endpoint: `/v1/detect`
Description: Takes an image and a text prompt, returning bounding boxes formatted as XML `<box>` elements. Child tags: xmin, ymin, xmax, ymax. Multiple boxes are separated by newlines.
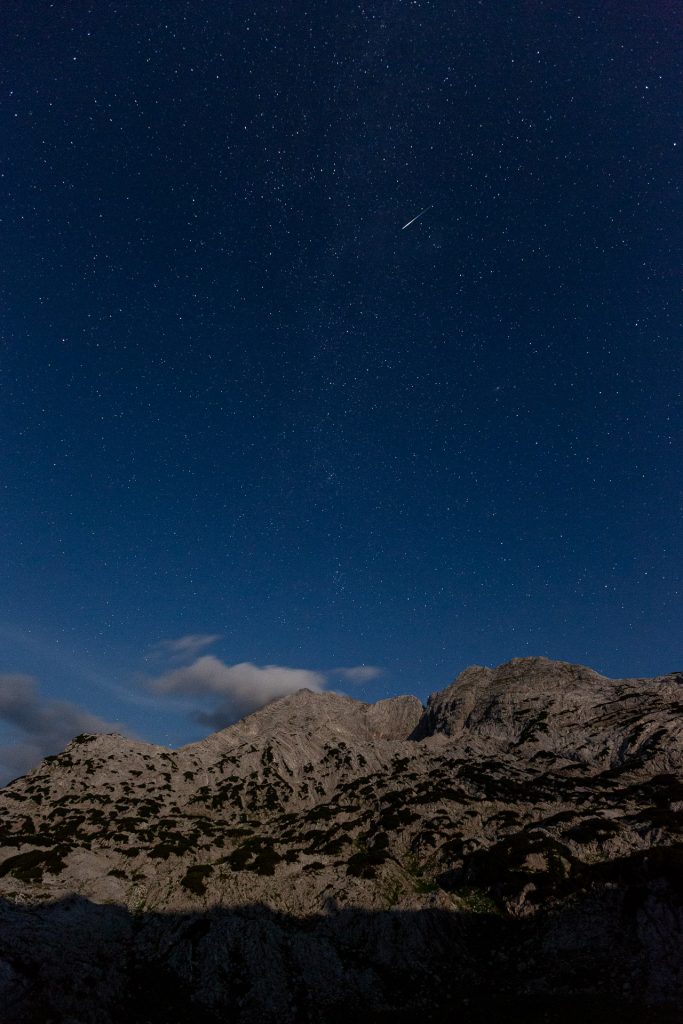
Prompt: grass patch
<box><xmin>455</xmin><ymin>886</ymin><xmax>501</xmax><ymax>914</ymax></box>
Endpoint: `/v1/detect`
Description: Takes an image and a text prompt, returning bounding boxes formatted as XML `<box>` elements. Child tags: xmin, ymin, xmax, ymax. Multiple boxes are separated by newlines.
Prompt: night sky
<box><xmin>1</xmin><ymin>2</ymin><xmax>680</xmax><ymax>777</ymax></box>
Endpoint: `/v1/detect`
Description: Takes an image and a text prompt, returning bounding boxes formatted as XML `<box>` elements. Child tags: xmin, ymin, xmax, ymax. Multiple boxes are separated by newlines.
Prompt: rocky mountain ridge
<box><xmin>1</xmin><ymin>656</ymin><xmax>682</xmax><ymax>1022</ymax></box>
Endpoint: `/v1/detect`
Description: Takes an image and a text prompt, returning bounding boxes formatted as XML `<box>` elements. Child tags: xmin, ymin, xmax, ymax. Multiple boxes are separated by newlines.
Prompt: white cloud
<box><xmin>333</xmin><ymin>665</ymin><xmax>383</xmax><ymax>684</ymax></box>
<box><xmin>148</xmin><ymin>656</ymin><xmax>327</xmax><ymax>729</ymax></box>
<box><xmin>148</xmin><ymin>633</ymin><xmax>221</xmax><ymax>662</ymax></box>
<box><xmin>0</xmin><ymin>673</ymin><xmax>122</xmax><ymax>785</ymax></box>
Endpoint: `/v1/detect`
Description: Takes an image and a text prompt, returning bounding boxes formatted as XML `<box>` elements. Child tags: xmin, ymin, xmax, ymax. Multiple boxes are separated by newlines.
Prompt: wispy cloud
<box><xmin>148</xmin><ymin>634</ymin><xmax>222</xmax><ymax>663</ymax></box>
<box><xmin>147</xmin><ymin>656</ymin><xmax>327</xmax><ymax>729</ymax></box>
<box><xmin>0</xmin><ymin>647</ymin><xmax>386</xmax><ymax>784</ymax></box>
<box><xmin>146</xmin><ymin>656</ymin><xmax>386</xmax><ymax>730</ymax></box>
<box><xmin>0</xmin><ymin>673</ymin><xmax>123</xmax><ymax>785</ymax></box>
<box><xmin>333</xmin><ymin>665</ymin><xmax>383</xmax><ymax>683</ymax></box>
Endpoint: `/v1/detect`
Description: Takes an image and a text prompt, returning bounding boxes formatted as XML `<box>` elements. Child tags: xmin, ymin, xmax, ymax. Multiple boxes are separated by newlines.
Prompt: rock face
<box><xmin>420</xmin><ymin>658</ymin><xmax>683</xmax><ymax>772</ymax></box>
<box><xmin>0</xmin><ymin>657</ymin><xmax>682</xmax><ymax>1023</ymax></box>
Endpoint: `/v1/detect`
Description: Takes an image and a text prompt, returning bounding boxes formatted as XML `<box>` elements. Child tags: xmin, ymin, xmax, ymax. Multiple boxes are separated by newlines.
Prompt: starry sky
<box><xmin>0</xmin><ymin>1</ymin><xmax>680</xmax><ymax>777</ymax></box>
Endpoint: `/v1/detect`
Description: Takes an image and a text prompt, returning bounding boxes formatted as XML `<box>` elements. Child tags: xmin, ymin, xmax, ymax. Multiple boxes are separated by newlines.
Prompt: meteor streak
<box><xmin>401</xmin><ymin>204</ymin><xmax>433</xmax><ymax>230</ymax></box>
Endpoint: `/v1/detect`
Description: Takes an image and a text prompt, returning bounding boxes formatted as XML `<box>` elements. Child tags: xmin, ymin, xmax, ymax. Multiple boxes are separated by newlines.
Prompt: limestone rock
<box><xmin>0</xmin><ymin>657</ymin><xmax>681</xmax><ymax>1022</ymax></box>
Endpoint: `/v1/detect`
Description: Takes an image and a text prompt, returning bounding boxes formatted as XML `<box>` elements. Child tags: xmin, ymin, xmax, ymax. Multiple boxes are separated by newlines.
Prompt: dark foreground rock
<box><xmin>1</xmin><ymin>883</ymin><xmax>682</xmax><ymax>1024</ymax></box>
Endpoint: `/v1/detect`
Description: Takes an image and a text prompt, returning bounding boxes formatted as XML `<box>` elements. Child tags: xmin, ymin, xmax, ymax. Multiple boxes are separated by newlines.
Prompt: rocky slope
<box><xmin>0</xmin><ymin>657</ymin><xmax>682</xmax><ymax>1022</ymax></box>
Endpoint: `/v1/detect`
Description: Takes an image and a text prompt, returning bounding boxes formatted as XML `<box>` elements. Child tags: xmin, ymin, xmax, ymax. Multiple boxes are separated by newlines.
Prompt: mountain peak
<box><xmin>180</xmin><ymin>688</ymin><xmax>423</xmax><ymax>761</ymax></box>
<box><xmin>1</xmin><ymin>658</ymin><xmax>682</xmax><ymax>1020</ymax></box>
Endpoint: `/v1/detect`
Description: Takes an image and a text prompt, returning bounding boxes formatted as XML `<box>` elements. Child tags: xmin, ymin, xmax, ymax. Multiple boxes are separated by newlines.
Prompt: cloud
<box><xmin>333</xmin><ymin>665</ymin><xmax>383</xmax><ymax>684</ymax></box>
<box><xmin>148</xmin><ymin>633</ymin><xmax>221</xmax><ymax>662</ymax></box>
<box><xmin>148</xmin><ymin>656</ymin><xmax>327</xmax><ymax>729</ymax></box>
<box><xmin>0</xmin><ymin>673</ymin><xmax>122</xmax><ymax>785</ymax></box>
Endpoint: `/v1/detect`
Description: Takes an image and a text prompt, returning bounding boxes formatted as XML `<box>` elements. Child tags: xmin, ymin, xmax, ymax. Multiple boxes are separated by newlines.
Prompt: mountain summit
<box><xmin>1</xmin><ymin>658</ymin><xmax>682</xmax><ymax>1022</ymax></box>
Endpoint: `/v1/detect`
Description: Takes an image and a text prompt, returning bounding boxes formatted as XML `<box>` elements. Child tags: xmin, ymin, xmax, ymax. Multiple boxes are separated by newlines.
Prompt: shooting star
<box><xmin>401</xmin><ymin>204</ymin><xmax>433</xmax><ymax>230</ymax></box>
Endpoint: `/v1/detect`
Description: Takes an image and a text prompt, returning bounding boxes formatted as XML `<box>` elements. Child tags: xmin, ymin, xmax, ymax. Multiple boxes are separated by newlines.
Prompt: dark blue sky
<box><xmin>0</xmin><ymin>1</ymin><xmax>680</xmax><ymax>771</ymax></box>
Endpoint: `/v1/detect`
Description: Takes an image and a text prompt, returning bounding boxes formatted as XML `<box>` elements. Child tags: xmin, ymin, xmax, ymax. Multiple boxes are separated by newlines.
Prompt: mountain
<box><xmin>1</xmin><ymin>657</ymin><xmax>682</xmax><ymax>1023</ymax></box>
